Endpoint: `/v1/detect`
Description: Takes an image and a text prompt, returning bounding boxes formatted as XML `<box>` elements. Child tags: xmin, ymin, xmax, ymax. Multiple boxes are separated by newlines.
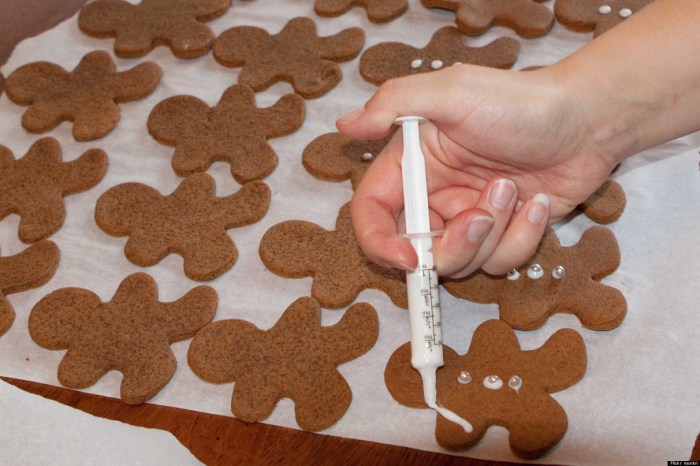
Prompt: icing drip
<box><xmin>420</xmin><ymin>368</ymin><xmax>473</xmax><ymax>433</ymax></box>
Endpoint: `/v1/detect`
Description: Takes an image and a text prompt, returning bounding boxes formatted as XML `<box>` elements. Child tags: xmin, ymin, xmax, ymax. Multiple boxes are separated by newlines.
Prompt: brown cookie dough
<box><xmin>0</xmin><ymin>240</ymin><xmax>60</xmax><ymax>337</ymax></box>
<box><xmin>360</xmin><ymin>27</ymin><xmax>520</xmax><ymax>85</ymax></box>
<box><xmin>213</xmin><ymin>17</ymin><xmax>365</xmax><ymax>99</ymax></box>
<box><xmin>555</xmin><ymin>0</ymin><xmax>653</xmax><ymax>37</ymax></box>
<box><xmin>444</xmin><ymin>227</ymin><xmax>627</xmax><ymax>330</ymax></box>
<box><xmin>259</xmin><ymin>203</ymin><xmax>407</xmax><ymax>309</ymax></box>
<box><xmin>302</xmin><ymin>130</ymin><xmax>395</xmax><ymax>189</ymax></box>
<box><xmin>421</xmin><ymin>0</ymin><xmax>554</xmax><ymax>38</ymax></box>
<box><xmin>95</xmin><ymin>173</ymin><xmax>271</xmax><ymax>281</ymax></box>
<box><xmin>578</xmin><ymin>179</ymin><xmax>626</xmax><ymax>224</ymax></box>
<box><xmin>0</xmin><ymin>137</ymin><xmax>107</xmax><ymax>243</ymax></box>
<box><xmin>29</xmin><ymin>272</ymin><xmax>217</xmax><ymax>404</ymax></box>
<box><xmin>188</xmin><ymin>297</ymin><xmax>378</xmax><ymax>431</ymax></box>
<box><xmin>385</xmin><ymin>319</ymin><xmax>586</xmax><ymax>458</ymax></box>
<box><xmin>148</xmin><ymin>85</ymin><xmax>305</xmax><ymax>182</ymax></box>
<box><xmin>314</xmin><ymin>0</ymin><xmax>408</xmax><ymax>24</ymax></box>
<box><xmin>5</xmin><ymin>51</ymin><xmax>161</xmax><ymax>141</ymax></box>
<box><xmin>78</xmin><ymin>0</ymin><xmax>231</xmax><ymax>58</ymax></box>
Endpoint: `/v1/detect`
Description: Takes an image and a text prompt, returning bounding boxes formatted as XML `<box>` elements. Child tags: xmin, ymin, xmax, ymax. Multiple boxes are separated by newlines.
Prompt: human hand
<box><xmin>337</xmin><ymin>64</ymin><xmax>618</xmax><ymax>278</ymax></box>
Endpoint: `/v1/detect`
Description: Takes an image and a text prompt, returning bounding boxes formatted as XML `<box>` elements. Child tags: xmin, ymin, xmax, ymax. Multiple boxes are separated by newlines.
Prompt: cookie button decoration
<box><xmin>0</xmin><ymin>138</ymin><xmax>108</xmax><ymax>243</ymax></box>
<box><xmin>78</xmin><ymin>0</ymin><xmax>231</xmax><ymax>58</ymax></box>
<box><xmin>420</xmin><ymin>0</ymin><xmax>554</xmax><ymax>38</ymax></box>
<box><xmin>213</xmin><ymin>17</ymin><xmax>365</xmax><ymax>99</ymax></box>
<box><xmin>0</xmin><ymin>240</ymin><xmax>60</xmax><ymax>337</ymax></box>
<box><xmin>385</xmin><ymin>320</ymin><xmax>587</xmax><ymax>458</ymax></box>
<box><xmin>5</xmin><ymin>51</ymin><xmax>161</xmax><ymax>141</ymax></box>
<box><xmin>148</xmin><ymin>85</ymin><xmax>305</xmax><ymax>182</ymax></box>
<box><xmin>314</xmin><ymin>0</ymin><xmax>408</xmax><ymax>24</ymax></box>
<box><xmin>444</xmin><ymin>227</ymin><xmax>627</xmax><ymax>330</ymax></box>
<box><xmin>29</xmin><ymin>273</ymin><xmax>217</xmax><ymax>404</ymax></box>
<box><xmin>302</xmin><ymin>130</ymin><xmax>395</xmax><ymax>190</ymax></box>
<box><xmin>555</xmin><ymin>0</ymin><xmax>653</xmax><ymax>37</ymax></box>
<box><xmin>188</xmin><ymin>297</ymin><xmax>379</xmax><ymax>431</ymax></box>
<box><xmin>259</xmin><ymin>203</ymin><xmax>407</xmax><ymax>309</ymax></box>
<box><xmin>95</xmin><ymin>173</ymin><xmax>271</xmax><ymax>281</ymax></box>
<box><xmin>360</xmin><ymin>27</ymin><xmax>520</xmax><ymax>85</ymax></box>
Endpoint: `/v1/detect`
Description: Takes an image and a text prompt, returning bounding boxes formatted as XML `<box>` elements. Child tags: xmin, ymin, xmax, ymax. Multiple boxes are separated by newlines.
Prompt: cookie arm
<box><xmin>322</xmin><ymin>302</ymin><xmax>379</xmax><ymax>363</ymax></box>
<box><xmin>317</xmin><ymin>27</ymin><xmax>365</xmax><ymax>61</ymax></box>
<box><xmin>0</xmin><ymin>295</ymin><xmax>15</xmax><ymax>337</ymax></box>
<box><xmin>525</xmin><ymin>328</ymin><xmax>587</xmax><ymax>392</ymax></box>
<box><xmin>59</xmin><ymin>148</ymin><xmax>108</xmax><ymax>194</ymax></box>
<box><xmin>0</xmin><ymin>241</ymin><xmax>60</xmax><ymax>294</ymax></box>
<box><xmin>259</xmin><ymin>94</ymin><xmax>305</xmax><ymax>137</ymax></box>
<box><xmin>112</xmin><ymin>62</ymin><xmax>162</xmax><ymax>102</ymax></box>
<box><xmin>156</xmin><ymin>285</ymin><xmax>217</xmax><ymax>340</ymax></box>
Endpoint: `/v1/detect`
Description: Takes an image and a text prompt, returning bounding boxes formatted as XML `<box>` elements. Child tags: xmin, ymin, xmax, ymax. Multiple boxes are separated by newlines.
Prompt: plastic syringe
<box><xmin>396</xmin><ymin>116</ymin><xmax>473</xmax><ymax>433</ymax></box>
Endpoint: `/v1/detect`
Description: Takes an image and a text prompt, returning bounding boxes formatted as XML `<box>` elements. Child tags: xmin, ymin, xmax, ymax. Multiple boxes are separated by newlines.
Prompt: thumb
<box><xmin>335</xmin><ymin>64</ymin><xmax>471</xmax><ymax>140</ymax></box>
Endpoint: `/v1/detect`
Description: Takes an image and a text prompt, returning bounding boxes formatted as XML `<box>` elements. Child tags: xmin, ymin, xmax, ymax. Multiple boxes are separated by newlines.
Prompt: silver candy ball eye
<box><xmin>430</xmin><ymin>60</ymin><xmax>444</xmax><ymax>70</ymax></box>
<box><xmin>483</xmin><ymin>375</ymin><xmax>503</xmax><ymax>390</ymax></box>
<box><xmin>527</xmin><ymin>264</ymin><xmax>544</xmax><ymax>279</ymax></box>
<box><xmin>361</xmin><ymin>152</ymin><xmax>374</xmax><ymax>162</ymax></box>
<box><xmin>508</xmin><ymin>375</ymin><xmax>522</xmax><ymax>392</ymax></box>
<box><xmin>598</xmin><ymin>4</ymin><xmax>612</xmax><ymax>14</ymax></box>
<box><xmin>552</xmin><ymin>265</ymin><xmax>566</xmax><ymax>280</ymax></box>
<box><xmin>619</xmin><ymin>7</ymin><xmax>632</xmax><ymax>17</ymax></box>
<box><xmin>410</xmin><ymin>59</ymin><xmax>423</xmax><ymax>69</ymax></box>
<box><xmin>506</xmin><ymin>269</ymin><xmax>520</xmax><ymax>281</ymax></box>
<box><xmin>458</xmin><ymin>371</ymin><xmax>472</xmax><ymax>384</ymax></box>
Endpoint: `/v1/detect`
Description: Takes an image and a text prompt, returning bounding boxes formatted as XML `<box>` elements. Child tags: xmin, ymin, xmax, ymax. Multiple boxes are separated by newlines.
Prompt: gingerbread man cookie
<box><xmin>444</xmin><ymin>227</ymin><xmax>626</xmax><ymax>330</ymax></box>
<box><xmin>148</xmin><ymin>85</ymin><xmax>305</xmax><ymax>182</ymax></box>
<box><xmin>1</xmin><ymin>138</ymin><xmax>108</xmax><ymax>243</ymax></box>
<box><xmin>29</xmin><ymin>273</ymin><xmax>217</xmax><ymax>404</ymax></box>
<box><xmin>0</xmin><ymin>240</ymin><xmax>60</xmax><ymax>337</ymax></box>
<box><xmin>385</xmin><ymin>319</ymin><xmax>586</xmax><ymax>458</ymax></box>
<box><xmin>96</xmin><ymin>173</ymin><xmax>270</xmax><ymax>281</ymax></box>
<box><xmin>578</xmin><ymin>179</ymin><xmax>626</xmax><ymax>224</ymax></box>
<box><xmin>78</xmin><ymin>0</ymin><xmax>231</xmax><ymax>58</ymax></box>
<box><xmin>421</xmin><ymin>0</ymin><xmax>554</xmax><ymax>38</ymax></box>
<box><xmin>314</xmin><ymin>0</ymin><xmax>407</xmax><ymax>24</ymax></box>
<box><xmin>188</xmin><ymin>297</ymin><xmax>378</xmax><ymax>431</ymax></box>
<box><xmin>259</xmin><ymin>203</ymin><xmax>407</xmax><ymax>309</ymax></box>
<box><xmin>213</xmin><ymin>17</ymin><xmax>365</xmax><ymax>99</ymax></box>
<box><xmin>555</xmin><ymin>0</ymin><xmax>653</xmax><ymax>37</ymax></box>
<box><xmin>360</xmin><ymin>27</ymin><xmax>520</xmax><ymax>85</ymax></box>
<box><xmin>302</xmin><ymin>130</ymin><xmax>395</xmax><ymax>190</ymax></box>
<box><xmin>5</xmin><ymin>51</ymin><xmax>161</xmax><ymax>141</ymax></box>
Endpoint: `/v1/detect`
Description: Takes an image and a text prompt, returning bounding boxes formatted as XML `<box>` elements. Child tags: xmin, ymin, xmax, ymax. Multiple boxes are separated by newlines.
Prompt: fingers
<box><xmin>479</xmin><ymin>193</ymin><xmax>550</xmax><ymax>275</ymax></box>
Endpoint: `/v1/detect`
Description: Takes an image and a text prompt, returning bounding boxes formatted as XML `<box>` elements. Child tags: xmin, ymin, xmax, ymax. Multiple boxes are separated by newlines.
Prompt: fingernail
<box><xmin>527</xmin><ymin>193</ymin><xmax>550</xmax><ymax>224</ymax></box>
<box><xmin>467</xmin><ymin>216</ymin><xmax>494</xmax><ymax>244</ymax></box>
<box><xmin>337</xmin><ymin>106</ymin><xmax>365</xmax><ymax>125</ymax></box>
<box><xmin>489</xmin><ymin>179</ymin><xmax>516</xmax><ymax>210</ymax></box>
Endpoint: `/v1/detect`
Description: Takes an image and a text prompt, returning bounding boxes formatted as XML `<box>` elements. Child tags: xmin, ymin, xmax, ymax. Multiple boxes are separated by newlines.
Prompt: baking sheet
<box><xmin>1</xmin><ymin>1</ymin><xmax>699</xmax><ymax>464</ymax></box>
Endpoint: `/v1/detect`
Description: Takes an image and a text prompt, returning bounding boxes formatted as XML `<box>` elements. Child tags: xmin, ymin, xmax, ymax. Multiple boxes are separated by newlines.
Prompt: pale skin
<box><xmin>337</xmin><ymin>0</ymin><xmax>700</xmax><ymax>278</ymax></box>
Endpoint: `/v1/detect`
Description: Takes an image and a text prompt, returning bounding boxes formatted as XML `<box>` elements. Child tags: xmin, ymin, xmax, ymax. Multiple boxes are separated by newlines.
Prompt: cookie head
<box><xmin>78</xmin><ymin>0</ymin><xmax>231</xmax><ymax>58</ymax></box>
<box><xmin>29</xmin><ymin>273</ymin><xmax>217</xmax><ymax>404</ymax></box>
<box><xmin>301</xmin><ymin>130</ymin><xmax>395</xmax><ymax>189</ymax></box>
<box><xmin>188</xmin><ymin>297</ymin><xmax>379</xmax><ymax>431</ymax></box>
<box><xmin>385</xmin><ymin>320</ymin><xmax>587</xmax><ymax>458</ymax></box>
<box><xmin>555</xmin><ymin>0</ymin><xmax>653</xmax><ymax>37</ymax></box>
<box><xmin>360</xmin><ymin>27</ymin><xmax>520</xmax><ymax>85</ymax></box>
<box><xmin>444</xmin><ymin>227</ymin><xmax>627</xmax><ymax>330</ymax></box>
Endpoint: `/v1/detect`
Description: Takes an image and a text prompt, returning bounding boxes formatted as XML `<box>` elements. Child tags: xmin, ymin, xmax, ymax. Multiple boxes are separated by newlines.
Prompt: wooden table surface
<box><xmin>0</xmin><ymin>2</ymin><xmax>515</xmax><ymax>465</ymax></box>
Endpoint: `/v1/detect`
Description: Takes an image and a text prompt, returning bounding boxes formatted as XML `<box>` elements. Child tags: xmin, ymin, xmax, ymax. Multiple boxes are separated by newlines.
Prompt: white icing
<box><xmin>457</xmin><ymin>371</ymin><xmax>472</xmax><ymax>384</ymax></box>
<box><xmin>410</xmin><ymin>59</ymin><xmax>423</xmax><ymax>69</ymax></box>
<box><xmin>552</xmin><ymin>265</ymin><xmax>565</xmax><ymax>279</ymax></box>
<box><xmin>598</xmin><ymin>5</ymin><xmax>612</xmax><ymax>14</ymax></box>
<box><xmin>527</xmin><ymin>264</ymin><xmax>544</xmax><ymax>279</ymax></box>
<box><xmin>506</xmin><ymin>269</ymin><xmax>520</xmax><ymax>281</ymax></box>
<box><xmin>361</xmin><ymin>152</ymin><xmax>373</xmax><ymax>162</ymax></box>
<box><xmin>430</xmin><ymin>60</ymin><xmax>444</xmax><ymax>70</ymax></box>
<box><xmin>420</xmin><ymin>368</ymin><xmax>473</xmax><ymax>433</ymax></box>
<box><xmin>619</xmin><ymin>7</ymin><xmax>632</xmax><ymax>17</ymax></box>
<box><xmin>483</xmin><ymin>375</ymin><xmax>503</xmax><ymax>390</ymax></box>
<box><xmin>508</xmin><ymin>375</ymin><xmax>522</xmax><ymax>392</ymax></box>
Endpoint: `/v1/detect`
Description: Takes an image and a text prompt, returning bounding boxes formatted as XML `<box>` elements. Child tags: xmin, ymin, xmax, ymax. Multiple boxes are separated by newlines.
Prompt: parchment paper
<box><xmin>1</xmin><ymin>1</ymin><xmax>699</xmax><ymax>464</ymax></box>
